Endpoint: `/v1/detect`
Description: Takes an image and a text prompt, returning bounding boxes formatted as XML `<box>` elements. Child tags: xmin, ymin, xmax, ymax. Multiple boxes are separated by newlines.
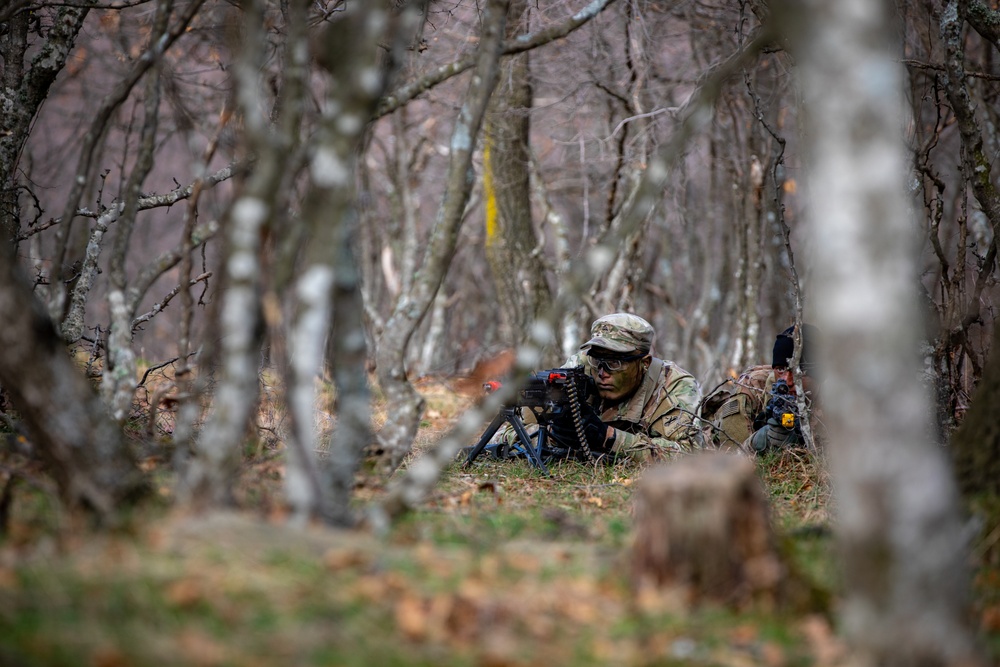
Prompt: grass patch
<box><xmin>2</xmin><ymin>380</ymin><xmax>998</xmax><ymax>665</ymax></box>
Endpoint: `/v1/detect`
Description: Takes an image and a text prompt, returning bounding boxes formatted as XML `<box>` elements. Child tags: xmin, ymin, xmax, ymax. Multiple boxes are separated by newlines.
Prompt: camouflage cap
<box><xmin>581</xmin><ymin>313</ymin><xmax>654</xmax><ymax>354</ymax></box>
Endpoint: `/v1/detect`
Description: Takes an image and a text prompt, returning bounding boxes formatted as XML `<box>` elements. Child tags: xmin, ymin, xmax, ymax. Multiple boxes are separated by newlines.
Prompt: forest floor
<box><xmin>0</xmin><ymin>377</ymin><xmax>998</xmax><ymax>666</ymax></box>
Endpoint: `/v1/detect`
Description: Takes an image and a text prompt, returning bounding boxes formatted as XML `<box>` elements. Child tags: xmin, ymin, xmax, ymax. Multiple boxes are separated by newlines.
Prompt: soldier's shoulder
<box><xmin>658</xmin><ymin>358</ymin><xmax>697</xmax><ymax>381</ymax></box>
<box><xmin>736</xmin><ymin>365</ymin><xmax>774</xmax><ymax>389</ymax></box>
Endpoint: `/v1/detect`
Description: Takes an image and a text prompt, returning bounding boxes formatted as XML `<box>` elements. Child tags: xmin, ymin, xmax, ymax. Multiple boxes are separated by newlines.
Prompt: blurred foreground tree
<box><xmin>0</xmin><ymin>0</ymin><xmax>209</xmax><ymax>518</ymax></box>
<box><xmin>776</xmin><ymin>0</ymin><xmax>982</xmax><ymax>663</ymax></box>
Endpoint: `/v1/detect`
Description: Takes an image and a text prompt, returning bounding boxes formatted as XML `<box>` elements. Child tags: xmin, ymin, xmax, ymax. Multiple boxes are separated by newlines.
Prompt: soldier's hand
<box><xmin>548</xmin><ymin>401</ymin><xmax>607</xmax><ymax>452</ymax></box>
<box><xmin>750</xmin><ymin>418</ymin><xmax>801</xmax><ymax>453</ymax></box>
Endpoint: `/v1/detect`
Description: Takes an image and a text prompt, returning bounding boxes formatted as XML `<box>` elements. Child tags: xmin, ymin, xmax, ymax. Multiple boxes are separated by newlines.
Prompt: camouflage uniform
<box><xmin>700</xmin><ymin>324</ymin><xmax>822</xmax><ymax>454</ymax></box>
<box><xmin>562</xmin><ymin>351</ymin><xmax>703</xmax><ymax>461</ymax></box>
<box><xmin>493</xmin><ymin>313</ymin><xmax>704</xmax><ymax>463</ymax></box>
<box><xmin>699</xmin><ymin>365</ymin><xmax>777</xmax><ymax>450</ymax></box>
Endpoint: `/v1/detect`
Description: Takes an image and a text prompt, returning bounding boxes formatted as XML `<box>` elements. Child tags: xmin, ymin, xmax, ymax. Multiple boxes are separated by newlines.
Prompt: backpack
<box><xmin>699</xmin><ymin>365</ymin><xmax>774</xmax><ymax>449</ymax></box>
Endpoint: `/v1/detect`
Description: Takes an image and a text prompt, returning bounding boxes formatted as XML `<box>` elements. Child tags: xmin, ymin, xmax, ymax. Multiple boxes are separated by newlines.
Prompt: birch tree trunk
<box><xmin>774</xmin><ymin>0</ymin><xmax>981</xmax><ymax>663</ymax></box>
<box><xmin>177</xmin><ymin>0</ymin><xmax>280</xmax><ymax>509</ymax></box>
<box><xmin>290</xmin><ymin>1</ymin><xmax>424</xmax><ymax>525</ymax></box>
<box><xmin>374</xmin><ymin>0</ymin><xmax>509</xmax><ymax>470</ymax></box>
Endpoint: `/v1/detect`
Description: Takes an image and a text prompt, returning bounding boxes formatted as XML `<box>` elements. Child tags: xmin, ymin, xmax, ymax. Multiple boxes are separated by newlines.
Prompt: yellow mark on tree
<box><xmin>484</xmin><ymin>132</ymin><xmax>498</xmax><ymax>245</ymax></box>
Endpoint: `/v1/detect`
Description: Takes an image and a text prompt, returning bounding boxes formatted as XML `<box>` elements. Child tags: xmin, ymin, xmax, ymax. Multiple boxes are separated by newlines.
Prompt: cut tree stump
<box><xmin>630</xmin><ymin>450</ymin><xmax>784</xmax><ymax>610</ymax></box>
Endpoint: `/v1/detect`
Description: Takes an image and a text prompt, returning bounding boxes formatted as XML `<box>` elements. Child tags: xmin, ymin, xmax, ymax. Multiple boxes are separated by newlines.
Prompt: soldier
<box><xmin>700</xmin><ymin>324</ymin><xmax>818</xmax><ymax>453</ymax></box>
<box><xmin>490</xmin><ymin>313</ymin><xmax>704</xmax><ymax>463</ymax></box>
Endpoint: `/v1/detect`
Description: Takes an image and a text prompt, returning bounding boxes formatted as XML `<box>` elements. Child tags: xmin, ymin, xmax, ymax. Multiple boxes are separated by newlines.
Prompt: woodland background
<box><xmin>2</xmin><ymin>0</ymin><xmax>1000</xmax><ymax>665</ymax></box>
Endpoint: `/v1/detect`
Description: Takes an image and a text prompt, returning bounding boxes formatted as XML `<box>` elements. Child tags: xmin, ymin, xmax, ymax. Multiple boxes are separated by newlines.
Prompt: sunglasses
<box><xmin>585</xmin><ymin>352</ymin><xmax>646</xmax><ymax>374</ymax></box>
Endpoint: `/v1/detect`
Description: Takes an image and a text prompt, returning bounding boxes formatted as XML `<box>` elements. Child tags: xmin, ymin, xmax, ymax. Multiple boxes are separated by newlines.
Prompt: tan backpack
<box><xmin>699</xmin><ymin>365</ymin><xmax>774</xmax><ymax>449</ymax></box>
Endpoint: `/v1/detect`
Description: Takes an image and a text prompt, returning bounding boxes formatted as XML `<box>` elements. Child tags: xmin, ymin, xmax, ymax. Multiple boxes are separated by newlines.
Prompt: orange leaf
<box><xmin>395</xmin><ymin>594</ymin><xmax>428</xmax><ymax>641</ymax></box>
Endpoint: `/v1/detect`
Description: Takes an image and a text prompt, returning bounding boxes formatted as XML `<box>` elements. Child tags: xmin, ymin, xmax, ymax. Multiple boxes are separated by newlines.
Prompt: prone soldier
<box><xmin>482</xmin><ymin>313</ymin><xmax>704</xmax><ymax>463</ymax></box>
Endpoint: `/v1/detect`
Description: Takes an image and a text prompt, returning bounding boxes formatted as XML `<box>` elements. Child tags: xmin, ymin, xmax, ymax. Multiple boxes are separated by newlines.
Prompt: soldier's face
<box><xmin>775</xmin><ymin>368</ymin><xmax>815</xmax><ymax>397</ymax></box>
<box><xmin>775</xmin><ymin>367</ymin><xmax>795</xmax><ymax>391</ymax></box>
<box><xmin>589</xmin><ymin>351</ymin><xmax>648</xmax><ymax>402</ymax></box>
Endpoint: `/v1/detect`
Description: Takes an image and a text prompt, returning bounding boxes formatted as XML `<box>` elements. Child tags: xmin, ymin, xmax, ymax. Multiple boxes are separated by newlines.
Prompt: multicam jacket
<box><xmin>490</xmin><ymin>354</ymin><xmax>704</xmax><ymax>463</ymax></box>
<box><xmin>560</xmin><ymin>352</ymin><xmax>704</xmax><ymax>462</ymax></box>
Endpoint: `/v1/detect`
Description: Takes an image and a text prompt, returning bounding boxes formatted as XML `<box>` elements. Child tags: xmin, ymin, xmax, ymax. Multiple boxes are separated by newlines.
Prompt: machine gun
<box><xmin>463</xmin><ymin>366</ymin><xmax>598</xmax><ymax>474</ymax></box>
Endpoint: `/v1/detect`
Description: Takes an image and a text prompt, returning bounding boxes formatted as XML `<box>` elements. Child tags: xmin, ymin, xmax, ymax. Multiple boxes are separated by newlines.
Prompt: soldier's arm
<box><xmin>609</xmin><ymin>373</ymin><xmax>705</xmax><ymax>462</ymax></box>
<box><xmin>609</xmin><ymin>418</ymin><xmax>703</xmax><ymax>462</ymax></box>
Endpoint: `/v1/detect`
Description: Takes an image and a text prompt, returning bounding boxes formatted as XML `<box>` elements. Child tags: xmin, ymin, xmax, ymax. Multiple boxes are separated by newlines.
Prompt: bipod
<box><xmin>463</xmin><ymin>407</ymin><xmax>550</xmax><ymax>475</ymax></box>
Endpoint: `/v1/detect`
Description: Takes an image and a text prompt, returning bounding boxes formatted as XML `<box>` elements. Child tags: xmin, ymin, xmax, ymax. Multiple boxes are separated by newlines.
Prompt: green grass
<box><xmin>2</xmin><ymin>425</ymin><xmax>998</xmax><ymax>666</ymax></box>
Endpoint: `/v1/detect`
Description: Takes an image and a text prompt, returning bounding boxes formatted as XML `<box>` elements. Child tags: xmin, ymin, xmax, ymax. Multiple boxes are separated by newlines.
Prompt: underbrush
<box><xmin>0</xmin><ymin>380</ymin><xmax>994</xmax><ymax>665</ymax></box>
<box><xmin>0</xmin><ymin>453</ymin><xmax>839</xmax><ymax>667</ymax></box>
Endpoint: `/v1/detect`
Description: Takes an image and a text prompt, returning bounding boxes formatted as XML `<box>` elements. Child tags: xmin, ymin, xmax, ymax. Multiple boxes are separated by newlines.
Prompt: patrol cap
<box><xmin>580</xmin><ymin>313</ymin><xmax>654</xmax><ymax>355</ymax></box>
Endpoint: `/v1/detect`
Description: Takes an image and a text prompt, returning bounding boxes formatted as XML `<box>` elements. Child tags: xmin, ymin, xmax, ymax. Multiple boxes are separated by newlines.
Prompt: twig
<box><xmin>375</xmin><ymin>0</ymin><xmax>619</xmax><ymax>118</ymax></box>
<box><xmin>602</xmin><ymin>107</ymin><xmax>673</xmax><ymax>142</ymax></box>
<box><xmin>131</xmin><ymin>272</ymin><xmax>213</xmax><ymax>332</ymax></box>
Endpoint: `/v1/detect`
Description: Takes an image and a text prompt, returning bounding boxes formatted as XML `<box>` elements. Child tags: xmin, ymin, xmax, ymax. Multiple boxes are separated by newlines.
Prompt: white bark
<box><xmin>776</xmin><ymin>0</ymin><xmax>980</xmax><ymax>664</ymax></box>
<box><xmin>374</xmin><ymin>0</ymin><xmax>510</xmax><ymax>469</ymax></box>
<box><xmin>103</xmin><ymin>289</ymin><xmax>136</xmax><ymax>422</ymax></box>
<box><xmin>285</xmin><ymin>266</ymin><xmax>333</xmax><ymax>523</ymax></box>
<box><xmin>179</xmin><ymin>195</ymin><xmax>267</xmax><ymax>507</ymax></box>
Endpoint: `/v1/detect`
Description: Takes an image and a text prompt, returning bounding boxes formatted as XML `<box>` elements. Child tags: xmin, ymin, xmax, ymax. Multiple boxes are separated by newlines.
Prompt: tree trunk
<box><xmin>309</xmin><ymin>0</ymin><xmax>425</xmax><ymax>525</ymax></box>
<box><xmin>630</xmin><ymin>451</ymin><xmax>783</xmax><ymax>610</ymax></box>
<box><xmin>775</xmin><ymin>0</ymin><xmax>982</xmax><ymax>663</ymax></box>
<box><xmin>177</xmin><ymin>0</ymin><xmax>279</xmax><ymax>510</ymax></box>
<box><xmin>483</xmin><ymin>0</ymin><xmax>552</xmax><ymax>350</ymax></box>
<box><xmin>0</xmin><ymin>6</ymin><xmax>89</xmax><ymax>245</ymax></box>
<box><xmin>374</xmin><ymin>0</ymin><xmax>509</xmax><ymax>470</ymax></box>
<box><xmin>0</xmin><ymin>243</ymin><xmax>146</xmax><ymax>520</ymax></box>
<box><xmin>952</xmin><ymin>323</ymin><xmax>1000</xmax><ymax>497</ymax></box>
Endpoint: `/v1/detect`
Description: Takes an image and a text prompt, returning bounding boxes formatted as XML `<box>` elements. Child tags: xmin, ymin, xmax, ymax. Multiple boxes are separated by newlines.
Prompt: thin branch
<box><xmin>375</xmin><ymin>0</ymin><xmax>618</xmax><ymax>118</ymax></box>
<box><xmin>137</xmin><ymin>357</ymin><xmax>181</xmax><ymax>388</ymax></box>
<box><xmin>901</xmin><ymin>58</ymin><xmax>1000</xmax><ymax>81</ymax></box>
<box><xmin>128</xmin><ymin>219</ymin><xmax>219</xmax><ymax>313</ymax></box>
<box><xmin>131</xmin><ymin>272</ymin><xmax>213</xmax><ymax>332</ymax></box>
<box><xmin>17</xmin><ymin>162</ymin><xmax>243</xmax><ymax>241</ymax></box>
<box><xmin>0</xmin><ymin>0</ymin><xmax>153</xmax><ymax>23</ymax></box>
<box><xmin>50</xmin><ymin>0</ymin><xmax>208</xmax><ymax>289</ymax></box>
<box><xmin>601</xmin><ymin>107</ymin><xmax>673</xmax><ymax>142</ymax></box>
<box><xmin>963</xmin><ymin>0</ymin><xmax>1000</xmax><ymax>50</ymax></box>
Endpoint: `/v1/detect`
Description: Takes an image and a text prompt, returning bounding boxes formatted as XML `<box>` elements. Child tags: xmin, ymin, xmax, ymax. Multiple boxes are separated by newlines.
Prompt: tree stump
<box><xmin>630</xmin><ymin>451</ymin><xmax>783</xmax><ymax>610</ymax></box>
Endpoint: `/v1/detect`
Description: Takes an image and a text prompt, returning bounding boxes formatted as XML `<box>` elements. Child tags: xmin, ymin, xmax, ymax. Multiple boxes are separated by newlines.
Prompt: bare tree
<box><xmin>483</xmin><ymin>0</ymin><xmax>553</xmax><ymax>354</ymax></box>
<box><xmin>0</xmin><ymin>0</ymin><xmax>224</xmax><ymax>520</ymax></box>
<box><xmin>0</xmin><ymin>239</ymin><xmax>147</xmax><ymax>519</ymax></box>
<box><xmin>176</xmin><ymin>0</ymin><xmax>279</xmax><ymax>508</ymax></box>
<box><xmin>292</xmin><ymin>1</ymin><xmax>427</xmax><ymax>525</ymax></box>
<box><xmin>773</xmin><ymin>0</ymin><xmax>982</xmax><ymax>663</ymax></box>
<box><xmin>373</xmin><ymin>0</ymin><xmax>510</xmax><ymax>469</ymax></box>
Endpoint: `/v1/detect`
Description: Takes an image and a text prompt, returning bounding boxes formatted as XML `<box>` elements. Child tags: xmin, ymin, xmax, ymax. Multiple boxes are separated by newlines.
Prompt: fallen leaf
<box><xmin>90</xmin><ymin>645</ymin><xmax>127</xmax><ymax>667</ymax></box>
<box><xmin>981</xmin><ymin>605</ymin><xmax>1000</xmax><ymax>632</ymax></box>
<box><xmin>799</xmin><ymin>614</ymin><xmax>846</xmax><ymax>666</ymax></box>
<box><xmin>395</xmin><ymin>593</ymin><xmax>428</xmax><ymax>640</ymax></box>
<box><xmin>323</xmin><ymin>547</ymin><xmax>370</xmax><ymax>571</ymax></box>
<box><xmin>177</xmin><ymin>629</ymin><xmax>228</xmax><ymax>666</ymax></box>
<box><xmin>165</xmin><ymin>578</ymin><xmax>203</xmax><ymax>608</ymax></box>
<box><xmin>729</xmin><ymin>623</ymin><xmax>759</xmax><ymax>645</ymax></box>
